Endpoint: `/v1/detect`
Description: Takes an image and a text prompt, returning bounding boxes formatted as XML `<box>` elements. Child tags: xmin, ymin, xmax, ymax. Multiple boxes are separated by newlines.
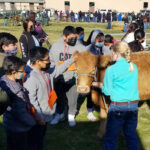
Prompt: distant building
<box><xmin>0</xmin><ymin>0</ymin><xmax>45</xmax><ymax>11</ymax></box>
<box><xmin>45</xmin><ymin>0</ymin><xmax>150</xmax><ymax>13</ymax></box>
<box><xmin>0</xmin><ymin>0</ymin><xmax>150</xmax><ymax>13</ymax></box>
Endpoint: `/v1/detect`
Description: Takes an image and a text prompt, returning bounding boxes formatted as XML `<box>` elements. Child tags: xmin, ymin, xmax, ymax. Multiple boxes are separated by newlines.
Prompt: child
<box><xmin>0</xmin><ymin>32</ymin><xmax>18</xmax><ymax>56</ymax></box>
<box><xmin>102</xmin><ymin>34</ymin><xmax>113</xmax><ymax>56</ymax></box>
<box><xmin>0</xmin><ymin>56</ymin><xmax>36</xmax><ymax>150</ymax></box>
<box><xmin>24</xmin><ymin>46</ymin><xmax>77</xmax><ymax>150</ymax></box>
<box><xmin>0</xmin><ymin>32</ymin><xmax>18</xmax><ymax>118</ymax></box>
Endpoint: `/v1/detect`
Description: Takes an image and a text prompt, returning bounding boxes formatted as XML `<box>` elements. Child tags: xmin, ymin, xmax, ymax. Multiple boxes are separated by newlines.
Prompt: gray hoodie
<box><xmin>24</xmin><ymin>59</ymin><xmax>73</xmax><ymax>122</ymax></box>
<box><xmin>49</xmin><ymin>37</ymin><xmax>86</xmax><ymax>82</ymax></box>
<box><xmin>86</xmin><ymin>30</ymin><xmax>104</xmax><ymax>55</ymax></box>
<box><xmin>90</xmin><ymin>30</ymin><xmax>103</xmax><ymax>44</ymax></box>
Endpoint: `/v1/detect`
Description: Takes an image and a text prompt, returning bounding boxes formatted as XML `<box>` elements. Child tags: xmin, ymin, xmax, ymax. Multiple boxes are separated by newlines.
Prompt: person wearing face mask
<box><xmin>24</xmin><ymin>47</ymin><xmax>77</xmax><ymax>150</ymax></box>
<box><xmin>128</xmin><ymin>29</ymin><xmax>145</xmax><ymax>52</ymax></box>
<box><xmin>0</xmin><ymin>56</ymin><xmax>36</xmax><ymax>150</ymax></box>
<box><xmin>49</xmin><ymin>26</ymin><xmax>86</xmax><ymax>127</ymax></box>
<box><xmin>76</xmin><ymin>27</ymin><xmax>87</xmax><ymax>46</ymax></box>
<box><xmin>0</xmin><ymin>32</ymin><xmax>17</xmax><ymax>117</ymax></box>
<box><xmin>19</xmin><ymin>19</ymin><xmax>40</xmax><ymax>63</ymax></box>
<box><xmin>85</xmin><ymin>30</ymin><xmax>104</xmax><ymax>121</ymax></box>
<box><xmin>86</xmin><ymin>30</ymin><xmax>104</xmax><ymax>55</ymax></box>
<box><xmin>0</xmin><ymin>32</ymin><xmax>18</xmax><ymax>77</ymax></box>
<box><xmin>0</xmin><ymin>32</ymin><xmax>18</xmax><ymax>57</ymax></box>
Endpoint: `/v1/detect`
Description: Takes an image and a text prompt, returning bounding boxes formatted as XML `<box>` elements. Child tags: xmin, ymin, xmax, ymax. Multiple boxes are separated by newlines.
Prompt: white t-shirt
<box><xmin>123</xmin><ymin>33</ymin><xmax>134</xmax><ymax>43</ymax></box>
<box><xmin>123</xmin><ymin>32</ymin><xmax>146</xmax><ymax>48</ymax></box>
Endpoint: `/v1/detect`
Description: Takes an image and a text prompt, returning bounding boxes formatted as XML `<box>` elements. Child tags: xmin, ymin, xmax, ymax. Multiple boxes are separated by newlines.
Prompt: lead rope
<box><xmin>102</xmin><ymin>94</ymin><xmax>109</xmax><ymax>113</ymax></box>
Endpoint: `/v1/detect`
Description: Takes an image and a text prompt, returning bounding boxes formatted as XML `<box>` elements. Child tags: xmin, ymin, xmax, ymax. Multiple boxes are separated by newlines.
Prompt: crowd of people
<box><xmin>0</xmin><ymin>11</ymin><xmax>146</xmax><ymax>150</ymax></box>
<box><xmin>53</xmin><ymin>10</ymin><xmax>150</xmax><ymax>30</ymax></box>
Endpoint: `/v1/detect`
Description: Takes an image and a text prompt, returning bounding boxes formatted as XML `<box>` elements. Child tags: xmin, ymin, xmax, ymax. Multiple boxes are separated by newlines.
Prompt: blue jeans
<box><xmin>124</xmin><ymin>23</ymin><xmax>128</xmax><ymax>32</ymax></box>
<box><xmin>107</xmin><ymin>21</ymin><xmax>112</xmax><ymax>29</ymax></box>
<box><xmin>104</xmin><ymin>102</ymin><xmax>140</xmax><ymax>150</ymax></box>
<box><xmin>144</xmin><ymin>22</ymin><xmax>147</xmax><ymax>31</ymax></box>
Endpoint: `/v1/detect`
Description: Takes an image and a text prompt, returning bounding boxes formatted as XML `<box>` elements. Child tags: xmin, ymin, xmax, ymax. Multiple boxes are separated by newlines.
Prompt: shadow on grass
<box><xmin>0</xmin><ymin>118</ymin><xmax>147</xmax><ymax>150</ymax></box>
<box><xmin>0</xmin><ymin>98</ymin><xmax>148</xmax><ymax>150</ymax></box>
<box><xmin>45</xmin><ymin>120</ymin><xmax>146</xmax><ymax>150</ymax></box>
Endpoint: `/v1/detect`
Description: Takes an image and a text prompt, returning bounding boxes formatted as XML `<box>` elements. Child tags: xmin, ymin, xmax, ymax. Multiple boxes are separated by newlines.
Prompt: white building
<box><xmin>0</xmin><ymin>0</ymin><xmax>45</xmax><ymax>11</ymax></box>
<box><xmin>45</xmin><ymin>0</ymin><xmax>150</xmax><ymax>13</ymax></box>
<box><xmin>0</xmin><ymin>0</ymin><xmax>150</xmax><ymax>13</ymax></box>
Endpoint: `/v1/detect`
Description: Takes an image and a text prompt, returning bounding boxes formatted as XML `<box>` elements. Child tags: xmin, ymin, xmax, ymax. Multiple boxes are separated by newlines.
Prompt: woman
<box><xmin>122</xmin><ymin>22</ymin><xmax>138</xmax><ymax>43</ymax></box>
<box><xmin>128</xmin><ymin>29</ymin><xmax>145</xmax><ymax>52</ymax></box>
<box><xmin>19</xmin><ymin>19</ymin><xmax>40</xmax><ymax>63</ymax></box>
<box><xmin>93</xmin><ymin>42</ymin><xmax>140</xmax><ymax>150</ymax></box>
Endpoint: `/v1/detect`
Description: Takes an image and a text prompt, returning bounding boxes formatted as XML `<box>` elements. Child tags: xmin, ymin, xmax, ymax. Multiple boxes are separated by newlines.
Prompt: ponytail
<box><xmin>124</xmin><ymin>45</ymin><xmax>134</xmax><ymax>72</ymax></box>
<box><xmin>113</xmin><ymin>41</ymin><xmax>134</xmax><ymax>72</ymax></box>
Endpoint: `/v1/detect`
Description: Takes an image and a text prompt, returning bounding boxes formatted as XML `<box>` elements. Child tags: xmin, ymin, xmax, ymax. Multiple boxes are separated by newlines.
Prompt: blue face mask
<box><xmin>95</xmin><ymin>42</ymin><xmax>104</xmax><ymax>48</ymax></box>
<box><xmin>16</xmin><ymin>72</ymin><xmax>24</xmax><ymax>80</ymax></box>
<box><xmin>78</xmin><ymin>34</ymin><xmax>84</xmax><ymax>40</ymax></box>
<box><xmin>4</xmin><ymin>47</ymin><xmax>17</xmax><ymax>56</ymax></box>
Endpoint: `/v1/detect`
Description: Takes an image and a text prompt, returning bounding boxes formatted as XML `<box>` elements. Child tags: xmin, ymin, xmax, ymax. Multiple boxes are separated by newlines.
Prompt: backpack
<box><xmin>0</xmin><ymin>87</ymin><xmax>10</xmax><ymax>115</ymax></box>
<box><xmin>17</xmin><ymin>34</ymin><xmax>28</xmax><ymax>56</ymax></box>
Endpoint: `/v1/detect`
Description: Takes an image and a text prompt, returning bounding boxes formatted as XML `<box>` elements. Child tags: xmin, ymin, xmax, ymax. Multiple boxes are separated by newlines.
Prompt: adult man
<box><xmin>49</xmin><ymin>26</ymin><xmax>86</xmax><ymax>127</ymax></box>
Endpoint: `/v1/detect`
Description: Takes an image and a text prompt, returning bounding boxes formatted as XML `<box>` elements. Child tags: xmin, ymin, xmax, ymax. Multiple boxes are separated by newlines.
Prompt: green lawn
<box><xmin>0</xmin><ymin>20</ymin><xmax>150</xmax><ymax>150</ymax></box>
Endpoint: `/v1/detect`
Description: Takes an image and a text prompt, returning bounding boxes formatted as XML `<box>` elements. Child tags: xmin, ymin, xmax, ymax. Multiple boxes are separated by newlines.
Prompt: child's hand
<box><xmin>72</xmin><ymin>55</ymin><xmax>78</xmax><ymax>62</ymax></box>
<box><xmin>38</xmin><ymin>118</ymin><xmax>46</xmax><ymax>125</ymax></box>
<box><xmin>92</xmin><ymin>82</ymin><xmax>103</xmax><ymax>88</ymax></box>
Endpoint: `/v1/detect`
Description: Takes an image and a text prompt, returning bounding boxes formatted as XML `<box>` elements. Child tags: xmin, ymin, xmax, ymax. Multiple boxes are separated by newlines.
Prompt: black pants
<box><xmin>55</xmin><ymin>80</ymin><xmax>79</xmax><ymax>115</ymax></box>
<box><xmin>6</xmin><ymin>130</ymin><xmax>28</xmax><ymax>150</ymax></box>
<box><xmin>28</xmin><ymin>124</ymin><xmax>47</xmax><ymax>150</ymax></box>
<box><xmin>55</xmin><ymin>80</ymin><xmax>94</xmax><ymax>115</ymax></box>
<box><xmin>86</xmin><ymin>92</ymin><xmax>94</xmax><ymax>109</ymax></box>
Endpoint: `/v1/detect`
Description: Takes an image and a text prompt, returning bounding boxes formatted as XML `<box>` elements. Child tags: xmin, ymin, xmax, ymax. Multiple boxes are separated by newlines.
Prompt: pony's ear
<box><xmin>98</xmin><ymin>55</ymin><xmax>112</xmax><ymax>68</ymax></box>
<box><xmin>73</xmin><ymin>51</ymin><xmax>79</xmax><ymax>57</ymax></box>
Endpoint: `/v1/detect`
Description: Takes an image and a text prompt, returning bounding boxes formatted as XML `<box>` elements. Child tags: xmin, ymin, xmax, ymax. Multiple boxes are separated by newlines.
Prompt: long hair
<box><xmin>113</xmin><ymin>42</ymin><xmax>134</xmax><ymax>72</ymax></box>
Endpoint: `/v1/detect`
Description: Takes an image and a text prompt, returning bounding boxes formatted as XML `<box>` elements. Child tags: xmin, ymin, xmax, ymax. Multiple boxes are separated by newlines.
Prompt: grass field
<box><xmin>0</xmin><ymin>20</ymin><xmax>150</xmax><ymax>150</ymax></box>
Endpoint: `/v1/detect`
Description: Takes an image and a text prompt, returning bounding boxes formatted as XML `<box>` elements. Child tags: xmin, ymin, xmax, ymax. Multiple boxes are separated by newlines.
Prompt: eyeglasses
<box><xmin>39</xmin><ymin>58</ymin><xmax>50</xmax><ymax>62</ymax></box>
<box><xmin>17</xmin><ymin>70</ymin><xmax>24</xmax><ymax>73</ymax></box>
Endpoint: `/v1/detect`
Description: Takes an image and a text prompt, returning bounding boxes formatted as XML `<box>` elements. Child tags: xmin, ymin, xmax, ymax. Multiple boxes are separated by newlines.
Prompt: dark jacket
<box><xmin>0</xmin><ymin>75</ymin><xmax>36</xmax><ymax>132</ymax></box>
<box><xmin>19</xmin><ymin>32</ymin><xmax>36</xmax><ymax>63</ymax></box>
<box><xmin>128</xmin><ymin>40</ymin><xmax>144</xmax><ymax>52</ymax></box>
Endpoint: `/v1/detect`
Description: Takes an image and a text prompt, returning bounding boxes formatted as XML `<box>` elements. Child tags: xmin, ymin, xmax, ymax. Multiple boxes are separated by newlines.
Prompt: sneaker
<box><xmin>50</xmin><ymin>113</ymin><xmax>65</xmax><ymax>125</ymax></box>
<box><xmin>87</xmin><ymin>112</ymin><xmax>98</xmax><ymax>122</ymax></box>
<box><xmin>68</xmin><ymin>114</ymin><xmax>76</xmax><ymax>127</ymax></box>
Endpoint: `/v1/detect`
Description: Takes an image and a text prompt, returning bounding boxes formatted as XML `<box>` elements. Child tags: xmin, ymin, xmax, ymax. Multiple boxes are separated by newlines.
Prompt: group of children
<box><xmin>0</xmin><ymin>20</ymin><xmax>142</xmax><ymax>150</ymax></box>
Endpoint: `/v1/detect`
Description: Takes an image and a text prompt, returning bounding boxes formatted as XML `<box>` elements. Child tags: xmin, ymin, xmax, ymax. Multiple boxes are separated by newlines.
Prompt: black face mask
<box><xmin>67</xmin><ymin>38</ymin><xmax>77</xmax><ymax>46</ymax></box>
<box><xmin>30</xmin><ymin>26</ymin><xmax>38</xmax><ymax>35</ymax></box>
<box><xmin>41</xmin><ymin>62</ymin><xmax>51</xmax><ymax>71</ymax></box>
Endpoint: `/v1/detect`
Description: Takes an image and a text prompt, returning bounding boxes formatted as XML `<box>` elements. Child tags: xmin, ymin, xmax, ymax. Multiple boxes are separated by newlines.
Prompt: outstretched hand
<box><xmin>92</xmin><ymin>82</ymin><xmax>103</xmax><ymax>88</ymax></box>
<box><xmin>38</xmin><ymin>118</ymin><xmax>46</xmax><ymax>125</ymax></box>
<box><xmin>72</xmin><ymin>55</ymin><xmax>78</xmax><ymax>62</ymax></box>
